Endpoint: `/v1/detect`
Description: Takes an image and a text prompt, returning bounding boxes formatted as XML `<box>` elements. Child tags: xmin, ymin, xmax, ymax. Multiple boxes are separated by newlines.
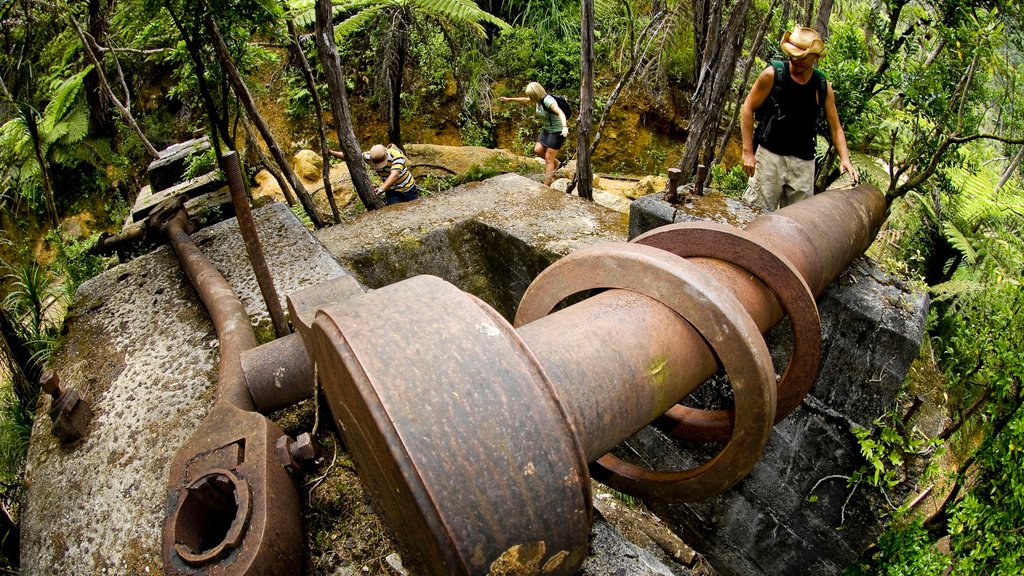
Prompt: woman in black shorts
<box><xmin>499</xmin><ymin>81</ymin><xmax>569</xmax><ymax>186</ymax></box>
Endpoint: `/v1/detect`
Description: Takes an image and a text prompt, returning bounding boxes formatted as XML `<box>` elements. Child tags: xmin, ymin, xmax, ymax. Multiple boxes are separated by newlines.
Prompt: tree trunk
<box><xmin>240</xmin><ymin>110</ymin><xmax>297</xmax><ymax>206</ymax></box>
<box><xmin>0</xmin><ymin>307</ymin><xmax>42</xmax><ymax>410</ymax></box>
<box><xmin>163</xmin><ymin>2</ymin><xmax>232</xmax><ymax>153</ymax></box>
<box><xmin>677</xmin><ymin>0</ymin><xmax>752</xmax><ymax>180</ymax></box>
<box><xmin>70</xmin><ymin>18</ymin><xmax>161</xmax><ymax>159</ymax></box>
<box><xmin>576</xmin><ymin>0</ymin><xmax>595</xmax><ymax>201</ymax></box>
<box><xmin>567</xmin><ymin>4</ymin><xmax>669</xmax><ymax>197</ymax></box>
<box><xmin>84</xmin><ymin>0</ymin><xmax>113</xmax><ymax>137</ymax></box>
<box><xmin>713</xmin><ymin>0</ymin><xmax>777</xmax><ymax>167</ymax></box>
<box><xmin>287</xmin><ymin>17</ymin><xmax>341</xmax><ymax>222</ymax></box>
<box><xmin>201</xmin><ymin>6</ymin><xmax>324</xmax><ymax>228</ymax></box>
<box><xmin>314</xmin><ymin>0</ymin><xmax>383</xmax><ymax>211</ymax></box>
<box><xmin>996</xmin><ymin>145</ymin><xmax>1024</xmax><ymax>193</ymax></box>
<box><xmin>388</xmin><ymin>11</ymin><xmax>410</xmax><ymax>150</ymax></box>
<box><xmin>23</xmin><ymin>107</ymin><xmax>59</xmax><ymax>228</ymax></box>
<box><xmin>814</xmin><ymin>0</ymin><xmax>834</xmax><ymax>41</ymax></box>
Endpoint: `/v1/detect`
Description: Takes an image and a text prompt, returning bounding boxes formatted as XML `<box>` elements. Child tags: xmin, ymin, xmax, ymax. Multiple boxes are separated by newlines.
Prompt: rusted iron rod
<box><xmin>222</xmin><ymin>151</ymin><xmax>290</xmax><ymax>338</ymax></box>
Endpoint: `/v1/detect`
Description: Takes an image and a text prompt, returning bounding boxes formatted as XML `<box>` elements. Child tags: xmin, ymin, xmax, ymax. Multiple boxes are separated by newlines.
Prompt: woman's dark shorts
<box><xmin>537</xmin><ymin>129</ymin><xmax>565</xmax><ymax>150</ymax></box>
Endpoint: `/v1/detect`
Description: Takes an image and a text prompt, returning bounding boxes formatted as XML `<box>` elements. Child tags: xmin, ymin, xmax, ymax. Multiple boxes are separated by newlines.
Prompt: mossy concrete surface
<box><xmin>316</xmin><ymin>172</ymin><xmax>630</xmax><ymax>321</ymax></box>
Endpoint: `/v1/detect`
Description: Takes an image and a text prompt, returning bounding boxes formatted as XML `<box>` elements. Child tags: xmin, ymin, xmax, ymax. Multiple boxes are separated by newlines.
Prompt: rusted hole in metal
<box><xmin>173</xmin><ymin>471</ymin><xmax>249</xmax><ymax>564</ymax></box>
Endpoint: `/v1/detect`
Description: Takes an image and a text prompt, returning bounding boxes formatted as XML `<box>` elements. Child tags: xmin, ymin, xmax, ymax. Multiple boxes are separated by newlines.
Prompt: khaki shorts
<box><xmin>742</xmin><ymin>147</ymin><xmax>815</xmax><ymax>211</ymax></box>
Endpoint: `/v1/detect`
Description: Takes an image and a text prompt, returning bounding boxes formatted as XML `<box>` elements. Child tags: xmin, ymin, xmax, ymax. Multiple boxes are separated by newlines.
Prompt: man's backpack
<box><xmin>754</xmin><ymin>61</ymin><xmax>829</xmax><ymax>146</ymax></box>
<box><xmin>545</xmin><ymin>93</ymin><xmax>574</xmax><ymax>120</ymax></box>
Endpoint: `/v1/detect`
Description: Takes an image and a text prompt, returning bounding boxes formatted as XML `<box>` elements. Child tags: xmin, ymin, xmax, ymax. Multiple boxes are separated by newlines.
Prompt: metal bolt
<box><xmin>39</xmin><ymin>370</ymin><xmax>93</xmax><ymax>444</ymax></box>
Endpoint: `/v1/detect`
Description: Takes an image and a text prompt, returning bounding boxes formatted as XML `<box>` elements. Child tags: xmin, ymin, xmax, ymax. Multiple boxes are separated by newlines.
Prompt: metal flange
<box><xmin>308</xmin><ymin>275</ymin><xmax>591</xmax><ymax>576</ymax></box>
<box><xmin>631</xmin><ymin>222</ymin><xmax>822</xmax><ymax>442</ymax></box>
<box><xmin>515</xmin><ymin>242</ymin><xmax>777</xmax><ymax>501</ymax></box>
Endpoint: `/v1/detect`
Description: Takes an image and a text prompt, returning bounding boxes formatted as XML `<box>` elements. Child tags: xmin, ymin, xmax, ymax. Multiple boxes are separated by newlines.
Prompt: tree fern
<box><xmin>40</xmin><ymin>67</ymin><xmax>91</xmax><ymax>136</ymax></box>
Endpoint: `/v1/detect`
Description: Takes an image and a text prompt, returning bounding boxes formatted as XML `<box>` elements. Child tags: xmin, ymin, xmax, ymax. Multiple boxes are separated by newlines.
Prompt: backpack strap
<box><xmin>770</xmin><ymin>60</ymin><xmax>785</xmax><ymax>101</ymax></box>
<box><xmin>813</xmin><ymin>69</ymin><xmax>827</xmax><ymax>107</ymax></box>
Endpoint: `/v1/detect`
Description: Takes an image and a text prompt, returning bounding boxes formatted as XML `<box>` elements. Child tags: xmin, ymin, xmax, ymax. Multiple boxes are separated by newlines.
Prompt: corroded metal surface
<box><xmin>240</xmin><ymin>333</ymin><xmax>313</xmax><ymax>414</ymax></box>
<box><xmin>515</xmin><ymin>242</ymin><xmax>776</xmax><ymax>501</ymax></box>
<box><xmin>39</xmin><ymin>370</ymin><xmax>93</xmax><ymax>444</ymax></box>
<box><xmin>223</xmin><ymin>151</ymin><xmax>290</xmax><ymax>338</ymax></box>
<box><xmin>631</xmin><ymin>222</ymin><xmax>821</xmax><ymax>442</ymax></box>
<box><xmin>286</xmin><ymin>184</ymin><xmax>889</xmax><ymax>576</ymax></box>
<box><xmin>159</xmin><ymin>207</ymin><xmax>302</xmax><ymax>575</ymax></box>
<box><xmin>308</xmin><ymin>276</ymin><xmax>591</xmax><ymax>576</ymax></box>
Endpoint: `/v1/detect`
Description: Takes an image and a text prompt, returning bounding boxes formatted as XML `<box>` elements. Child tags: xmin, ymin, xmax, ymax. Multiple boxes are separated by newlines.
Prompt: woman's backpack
<box><xmin>545</xmin><ymin>94</ymin><xmax>574</xmax><ymax>120</ymax></box>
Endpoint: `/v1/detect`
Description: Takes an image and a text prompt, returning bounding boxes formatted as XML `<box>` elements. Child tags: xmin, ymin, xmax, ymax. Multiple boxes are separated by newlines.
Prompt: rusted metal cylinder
<box><xmin>300</xmin><ymin>185</ymin><xmax>886</xmax><ymax>576</ymax></box>
<box><xmin>240</xmin><ymin>333</ymin><xmax>313</xmax><ymax>414</ymax></box>
<box><xmin>518</xmin><ymin>185</ymin><xmax>885</xmax><ymax>463</ymax></box>
<box><xmin>311</xmin><ymin>278</ymin><xmax>592</xmax><ymax>575</ymax></box>
<box><xmin>222</xmin><ymin>151</ymin><xmax>290</xmax><ymax>339</ymax></box>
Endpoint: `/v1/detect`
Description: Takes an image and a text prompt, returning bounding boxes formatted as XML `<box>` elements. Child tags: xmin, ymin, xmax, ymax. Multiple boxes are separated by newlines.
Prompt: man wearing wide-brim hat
<box><xmin>362</xmin><ymin>143</ymin><xmax>421</xmax><ymax>205</ymax></box>
<box><xmin>739</xmin><ymin>25</ymin><xmax>859</xmax><ymax>211</ymax></box>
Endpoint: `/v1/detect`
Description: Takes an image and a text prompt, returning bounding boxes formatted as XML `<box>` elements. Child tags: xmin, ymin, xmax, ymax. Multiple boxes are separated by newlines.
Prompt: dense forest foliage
<box><xmin>1</xmin><ymin>0</ymin><xmax>1023</xmax><ymax>573</ymax></box>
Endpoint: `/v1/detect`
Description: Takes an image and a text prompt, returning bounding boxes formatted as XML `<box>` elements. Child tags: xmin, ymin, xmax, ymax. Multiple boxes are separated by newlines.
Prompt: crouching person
<box><xmin>363</xmin><ymin>144</ymin><xmax>420</xmax><ymax>205</ymax></box>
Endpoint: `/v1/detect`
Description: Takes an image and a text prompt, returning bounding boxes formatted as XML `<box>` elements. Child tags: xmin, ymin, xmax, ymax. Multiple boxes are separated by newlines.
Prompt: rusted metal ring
<box><xmin>515</xmin><ymin>243</ymin><xmax>776</xmax><ymax>501</ymax></box>
<box><xmin>172</xmin><ymin>469</ymin><xmax>252</xmax><ymax>565</ymax></box>
<box><xmin>632</xmin><ymin>222</ymin><xmax>822</xmax><ymax>442</ymax></box>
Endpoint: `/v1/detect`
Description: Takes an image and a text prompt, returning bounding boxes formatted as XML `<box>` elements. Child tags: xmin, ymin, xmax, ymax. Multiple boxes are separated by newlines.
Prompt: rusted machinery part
<box><xmin>160</xmin><ymin>208</ymin><xmax>303</xmax><ymax>575</ymax></box>
<box><xmin>222</xmin><ymin>151</ymin><xmax>290</xmax><ymax>339</ymax></box>
<box><xmin>744</xmin><ymin>184</ymin><xmax>888</xmax><ymax>295</ymax></box>
<box><xmin>631</xmin><ymin>222</ymin><xmax>821</xmax><ymax>442</ymax></box>
<box><xmin>240</xmin><ymin>333</ymin><xmax>313</xmax><ymax>414</ymax></box>
<box><xmin>163</xmin><ymin>405</ymin><xmax>302</xmax><ymax>575</ymax></box>
<box><xmin>90</xmin><ymin>198</ymin><xmax>189</xmax><ymax>256</ymax></box>
<box><xmin>515</xmin><ymin>243</ymin><xmax>776</xmax><ymax>501</ymax></box>
<box><xmin>308</xmin><ymin>275</ymin><xmax>591</xmax><ymax>576</ymax></box>
<box><xmin>162</xmin><ymin>208</ymin><xmax>255</xmax><ymax>408</ymax></box>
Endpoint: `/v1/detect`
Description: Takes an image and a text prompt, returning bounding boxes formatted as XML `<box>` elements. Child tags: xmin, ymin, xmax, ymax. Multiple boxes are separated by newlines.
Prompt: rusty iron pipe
<box><xmin>518</xmin><ymin>185</ymin><xmax>885</xmax><ymax>462</ymax></box>
<box><xmin>240</xmin><ymin>333</ymin><xmax>313</xmax><ymax>414</ymax></box>
<box><xmin>160</xmin><ymin>205</ymin><xmax>302</xmax><ymax>575</ymax></box>
<box><xmin>222</xmin><ymin>151</ymin><xmax>290</xmax><ymax>339</ymax></box>
<box><xmin>236</xmin><ymin>185</ymin><xmax>886</xmax><ymax>575</ymax></box>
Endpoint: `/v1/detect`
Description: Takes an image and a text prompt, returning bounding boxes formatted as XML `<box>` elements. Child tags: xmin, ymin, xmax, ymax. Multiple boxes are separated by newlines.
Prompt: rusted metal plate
<box><xmin>309</xmin><ymin>275</ymin><xmax>591</xmax><ymax>576</ymax></box>
<box><xmin>515</xmin><ymin>243</ymin><xmax>777</xmax><ymax>501</ymax></box>
<box><xmin>631</xmin><ymin>222</ymin><xmax>822</xmax><ymax>442</ymax></box>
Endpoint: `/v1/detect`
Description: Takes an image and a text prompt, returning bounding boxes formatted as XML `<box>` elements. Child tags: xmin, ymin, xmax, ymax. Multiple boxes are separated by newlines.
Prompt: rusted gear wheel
<box><xmin>515</xmin><ymin>242</ymin><xmax>776</xmax><ymax>502</ymax></box>
<box><xmin>632</xmin><ymin>222</ymin><xmax>822</xmax><ymax>442</ymax></box>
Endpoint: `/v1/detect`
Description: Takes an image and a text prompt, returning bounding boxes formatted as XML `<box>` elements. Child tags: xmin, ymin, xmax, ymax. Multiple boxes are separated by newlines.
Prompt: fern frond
<box><xmin>288</xmin><ymin>0</ymin><xmax>317</xmax><ymax>27</ymax></box>
<box><xmin>930</xmin><ymin>278</ymin><xmax>985</xmax><ymax>303</ymax></box>
<box><xmin>334</xmin><ymin>4</ymin><xmax>385</xmax><ymax>37</ymax></box>
<box><xmin>41</xmin><ymin>67</ymin><xmax>91</xmax><ymax>134</ymax></box>
<box><xmin>942</xmin><ymin>221</ymin><xmax>978</xmax><ymax>266</ymax></box>
<box><xmin>415</xmin><ymin>0</ymin><xmax>509</xmax><ymax>31</ymax></box>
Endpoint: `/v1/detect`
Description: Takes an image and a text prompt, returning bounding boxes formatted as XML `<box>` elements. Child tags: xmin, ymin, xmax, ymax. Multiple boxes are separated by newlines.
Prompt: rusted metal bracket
<box><xmin>39</xmin><ymin>370</ymin><xmax>93</xmax><ymax>444</ymax></box>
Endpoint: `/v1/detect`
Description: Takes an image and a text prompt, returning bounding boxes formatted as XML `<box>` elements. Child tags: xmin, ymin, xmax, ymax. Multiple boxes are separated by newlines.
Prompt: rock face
<box><xmin>627</xmin><ymin>191</ymin><xmax>930</xmax><ymax>576</ymax></box>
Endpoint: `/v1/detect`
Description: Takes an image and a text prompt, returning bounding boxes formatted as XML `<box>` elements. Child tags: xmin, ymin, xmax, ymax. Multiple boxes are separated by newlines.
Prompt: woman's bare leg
<box><xmin>543</xmin><ymin>147</ymin><xmax>559</xmax><ymax>186</ymax></box>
